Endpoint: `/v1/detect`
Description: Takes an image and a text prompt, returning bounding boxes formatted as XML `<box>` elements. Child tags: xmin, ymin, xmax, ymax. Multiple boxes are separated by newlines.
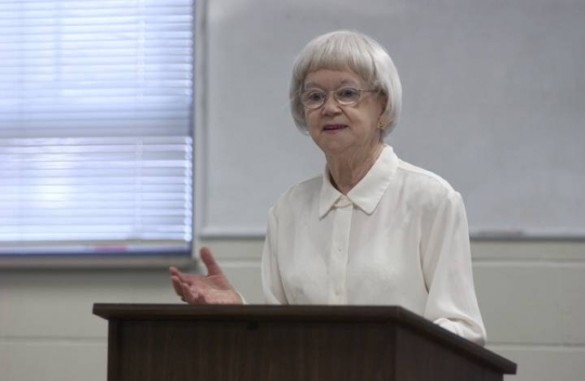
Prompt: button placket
<box><xmin>328</xmin><ymin>196</ymin><xmax>353</xmax><ymax>303</ymax></box>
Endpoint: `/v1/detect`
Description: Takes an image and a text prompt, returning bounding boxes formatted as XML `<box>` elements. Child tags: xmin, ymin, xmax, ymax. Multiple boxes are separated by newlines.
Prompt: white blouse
<box><xmin>261</xmin><ymin>145</ymin><xmax>487</xmax><ymax>345</ymax></box>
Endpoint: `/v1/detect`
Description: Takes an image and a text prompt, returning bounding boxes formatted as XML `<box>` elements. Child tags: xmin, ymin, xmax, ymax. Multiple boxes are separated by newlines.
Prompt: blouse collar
<box><xmin>318</xmin><ymin>145</ymin><xmax>399</xmax><ymax>218</ymax></box>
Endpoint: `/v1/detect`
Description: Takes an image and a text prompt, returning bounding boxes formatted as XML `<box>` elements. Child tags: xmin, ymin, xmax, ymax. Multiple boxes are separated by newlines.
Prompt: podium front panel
<box><xmin>95</xmin><ymin>304</ymin><xmax>516</xmax><ymax>381</ymax></box>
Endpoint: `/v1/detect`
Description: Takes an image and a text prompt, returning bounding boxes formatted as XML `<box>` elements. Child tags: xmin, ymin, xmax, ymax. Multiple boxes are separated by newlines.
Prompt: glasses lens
<box><xmin>301</xmin><ymin>90</ymin><xmax>326</xmax><ymax>108</ymax></box>
<box><xmin>335</xmin><ymin>87</ymin><xmax>361</xmax><ymax>105</ymax></box>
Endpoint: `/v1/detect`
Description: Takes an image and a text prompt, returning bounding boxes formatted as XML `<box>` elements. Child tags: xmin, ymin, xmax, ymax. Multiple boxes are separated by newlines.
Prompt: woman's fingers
<box><xmin>170</xmin><ymin>275</ymin><xmax>185</xmax><ymax>297</ymax></box>
<box><xmin>199</xmin><ymin>247</ymin><xmax>223</xmax><ymax>276</ymax></box>
<box><xmin>169</xmin><ymin>266</ymin><xmax>191</xmax><ymax>298</ymax></box>
<box><xmin>169</xmin><ymin>266</ymin><xmax>189</xmax><ymax>282</ymax></box>
<box><xmin>180</xmin><ymin>282</ymin><xmax>196</xmax><ymax>303</ymax></box>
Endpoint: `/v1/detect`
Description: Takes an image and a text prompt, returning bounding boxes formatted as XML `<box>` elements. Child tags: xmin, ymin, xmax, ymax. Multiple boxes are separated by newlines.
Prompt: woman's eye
<box><xmin>306</xmin><ymin>91</ymin><xmax>325</xmax><ymax>102</ymax></box>
<box><xmin>337</xmin><ymin>88</ymin><xmax>359</xmax><ymax>100</ymax></box>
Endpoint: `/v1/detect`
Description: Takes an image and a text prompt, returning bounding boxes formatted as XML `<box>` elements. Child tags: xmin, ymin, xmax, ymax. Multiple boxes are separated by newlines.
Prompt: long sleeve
<box><xmin>261</xmin><ymin>207</ymin><xmax>288</xmax><ymax>304</ymax></box>
<box><xmin>420</xmin><ymin>190</ymin><xmax>487</xmax><ymax>345</ymax></box>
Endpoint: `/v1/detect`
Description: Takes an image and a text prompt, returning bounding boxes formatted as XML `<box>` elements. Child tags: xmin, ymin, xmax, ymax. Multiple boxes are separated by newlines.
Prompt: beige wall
<box><xmin>1</xmin><ymin>239</ymin><xmax>584</xmax><ymax>381</ymax></box>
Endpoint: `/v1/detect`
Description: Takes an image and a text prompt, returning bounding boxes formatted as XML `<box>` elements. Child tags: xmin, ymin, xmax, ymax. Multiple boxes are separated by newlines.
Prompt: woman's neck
<box><xmin>326</xmin><ymin>143</ymin><xmax>385</xmax><ymax>195</ymax></box>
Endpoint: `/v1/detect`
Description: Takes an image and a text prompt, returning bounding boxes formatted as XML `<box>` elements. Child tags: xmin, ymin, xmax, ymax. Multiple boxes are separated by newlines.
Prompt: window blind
<box><xmin>0</xmin><ymin>0</ymin><xmax>194</xmax><ymax>259</ymax></box>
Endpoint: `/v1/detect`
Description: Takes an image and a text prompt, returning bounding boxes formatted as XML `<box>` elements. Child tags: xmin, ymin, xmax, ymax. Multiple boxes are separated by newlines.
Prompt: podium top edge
<box><xmin>93</xmin><ymin>304</ymin><xmax>435</xmax><ymax>328</ymax></box>
<box><xmin>93</xmin><ymin>303</ymin><xmax>410</xmax><ymax>321</ymax></box>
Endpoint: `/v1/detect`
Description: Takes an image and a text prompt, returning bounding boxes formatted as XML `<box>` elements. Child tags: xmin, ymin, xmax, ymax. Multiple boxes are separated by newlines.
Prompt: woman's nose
<box><xmin>320</xmin><ymin>93</ymin><xmax>342</xmax><ymax>115</ymax></box>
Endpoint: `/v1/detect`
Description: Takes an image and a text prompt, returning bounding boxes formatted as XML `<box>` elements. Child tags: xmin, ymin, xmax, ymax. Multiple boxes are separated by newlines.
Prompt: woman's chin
<box><xmin>316</xmin><ymin>139</ymin><xmax>353</xmax><ymax>156</ymax></box>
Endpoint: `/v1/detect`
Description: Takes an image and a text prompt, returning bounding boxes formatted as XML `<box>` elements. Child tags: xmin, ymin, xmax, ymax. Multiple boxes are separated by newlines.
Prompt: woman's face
<box><xmin>303</xmin><ymin>69</ymin><xmax>385</xmax><ymax>158</ymax></box>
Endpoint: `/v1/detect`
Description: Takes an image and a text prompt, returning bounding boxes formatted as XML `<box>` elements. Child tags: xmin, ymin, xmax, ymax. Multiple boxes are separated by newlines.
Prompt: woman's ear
<box><xmin>378</xmin><ymin>91</ymin><xmax>388</xmax><ymax>123</ymax></box>
<box><xmin>377</xmin><ymin>91</ymin><xmax>388</xmax><ymax>113</ymax></box>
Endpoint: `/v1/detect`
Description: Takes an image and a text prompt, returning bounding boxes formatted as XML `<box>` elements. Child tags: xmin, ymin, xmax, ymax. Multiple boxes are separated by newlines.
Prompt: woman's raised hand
<box><xmin>169</xmin><ymin>247</ymin><xmax>243</xmax><ymax>304</ymax></box>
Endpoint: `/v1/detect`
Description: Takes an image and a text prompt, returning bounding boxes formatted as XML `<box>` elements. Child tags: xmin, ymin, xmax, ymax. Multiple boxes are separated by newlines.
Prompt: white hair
<box><xmin>289</xmin><ymin>30</ymin><xmax>402</xmax><ymax>137</ymax></box>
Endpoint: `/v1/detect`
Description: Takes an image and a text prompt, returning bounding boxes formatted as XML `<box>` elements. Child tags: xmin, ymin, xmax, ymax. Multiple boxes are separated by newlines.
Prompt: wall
<box><xmin>201</xmin><ymin>0</ymin><xmax>585</xmax><ymax>238</ymax></box>
<box><xmin>1</xmin><ymin>239</ymin><xmax>584</xmax><ymax>380</ymax></box>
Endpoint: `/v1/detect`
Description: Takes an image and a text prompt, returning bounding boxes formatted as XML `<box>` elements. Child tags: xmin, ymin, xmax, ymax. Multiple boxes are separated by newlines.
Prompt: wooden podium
<box><xmin>93</xmin><ymin>304</ymin><xmax>516</xmax><ymax>381</ymax></box>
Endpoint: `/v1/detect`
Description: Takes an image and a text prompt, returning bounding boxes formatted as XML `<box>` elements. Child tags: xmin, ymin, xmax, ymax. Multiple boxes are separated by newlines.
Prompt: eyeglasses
<box><xmin>300</xmin><ymin>87</ymin><xmax>379</xmax><ymax>109</ymax></box>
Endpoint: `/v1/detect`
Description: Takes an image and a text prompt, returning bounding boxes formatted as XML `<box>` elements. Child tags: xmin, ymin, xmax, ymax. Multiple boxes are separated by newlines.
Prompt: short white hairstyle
<box><xmin>289</xmin><ymin>30</ymin><xmax>402</xmax><ymax>137</ymax></box>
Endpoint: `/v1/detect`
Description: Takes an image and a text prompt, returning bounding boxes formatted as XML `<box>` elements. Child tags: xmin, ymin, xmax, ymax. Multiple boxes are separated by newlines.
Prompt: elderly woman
<box><xmin>170</xmin><ymin>30</ymin><xmax>486</xmax><ymax>345</ymax></box>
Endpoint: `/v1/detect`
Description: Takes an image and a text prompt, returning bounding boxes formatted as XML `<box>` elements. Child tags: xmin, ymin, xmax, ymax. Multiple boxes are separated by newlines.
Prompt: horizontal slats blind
<box><xmin>0</xmin><ymin>0</ymin><xmax>194</xmax><ymax>256</ymax></box>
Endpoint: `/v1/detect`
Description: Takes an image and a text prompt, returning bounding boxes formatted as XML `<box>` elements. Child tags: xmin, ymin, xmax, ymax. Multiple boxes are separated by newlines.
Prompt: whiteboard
<box><xmin>197</xmin><ymin>0</ymin><xmax>585</xmax><ymax>238</ymax></box>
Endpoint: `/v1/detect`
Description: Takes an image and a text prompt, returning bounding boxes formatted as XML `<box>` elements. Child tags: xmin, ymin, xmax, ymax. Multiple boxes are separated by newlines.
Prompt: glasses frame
<box><xmin>300</xmin><ymin>87</ymin><xmax>379</xmax><ymax>110</ymax></box>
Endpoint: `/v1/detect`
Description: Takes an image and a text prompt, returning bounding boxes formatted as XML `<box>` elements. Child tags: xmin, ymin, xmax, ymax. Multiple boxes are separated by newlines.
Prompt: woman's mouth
<box><xmin>323</xmin><ymin>124</ymin><xmax>347</xmax><ymax>133</ymax></box>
